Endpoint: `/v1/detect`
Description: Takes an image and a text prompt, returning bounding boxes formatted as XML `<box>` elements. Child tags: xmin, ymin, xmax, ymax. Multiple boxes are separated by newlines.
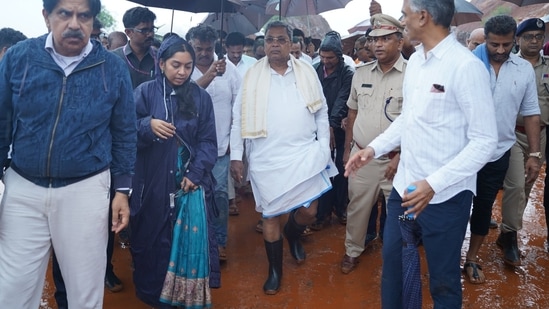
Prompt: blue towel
<box><xmin>472</xmin><ymin>43</ymin><xmax>491</xmax><ymax>73</ymax></box>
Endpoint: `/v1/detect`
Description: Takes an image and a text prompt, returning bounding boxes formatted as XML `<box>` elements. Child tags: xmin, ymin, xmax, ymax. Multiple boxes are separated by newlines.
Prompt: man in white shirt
<box><xmin>188</xmin><ymin>24</ymin><xmax>241</xmax><ymax>262</ymax></box>
<box><xmin>346</xmin><ymin>0</ymin><xmax>498</xmax><ymax>307</ymax></box>
<box><xmin>231</xmin><ymin>21</ymin><xmax>335</xmax><ymax>295</ymax></box>
<box><xmin>463</xmin><ymin>15</ymin><xmax>541</xmax><ymax>284</ymax></box>
<box><xmin>225</xmin><ymin>31</ymin><xmax>257</xmax><ymax>79</ymax></box>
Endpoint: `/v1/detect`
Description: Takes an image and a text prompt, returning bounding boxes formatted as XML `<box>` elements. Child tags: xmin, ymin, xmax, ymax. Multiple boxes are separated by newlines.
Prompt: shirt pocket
<box><xmin>416</xmin><ymin>92</ymin><xmax>447</xmax><ymax>124</ymax></box>
<box><xmin>386</xmin><ymin>88</ymin><xmax>403</xmax><ymax>122</ymax></box>
<box><xmin>356</xmin><ymin>87</ymin><xmax>374</xmax><ymax>111</ymax></box>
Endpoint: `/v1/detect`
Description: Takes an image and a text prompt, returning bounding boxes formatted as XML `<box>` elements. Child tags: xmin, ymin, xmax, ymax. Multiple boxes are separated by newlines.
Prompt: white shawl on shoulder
<box><xmin>240</xmin><ymin>55</ymin><xmax>323</xmax><ymax>138</ymax></box>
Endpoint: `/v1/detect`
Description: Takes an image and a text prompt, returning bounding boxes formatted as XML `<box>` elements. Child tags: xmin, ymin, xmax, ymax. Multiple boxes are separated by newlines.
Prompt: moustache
<box><xmin>62</xmin><ymin>30</ymin><xmax>84</xmax><ymax>39</ymax></box>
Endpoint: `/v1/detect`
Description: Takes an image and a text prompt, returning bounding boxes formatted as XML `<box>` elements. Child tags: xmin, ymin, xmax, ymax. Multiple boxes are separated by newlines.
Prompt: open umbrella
<box><xmin>127</xmin><ymin>0</ymin><xmax>244</xmax><ymax>34</ymax></box>
<box><xmin>202</xmin><ymin>11</ymin><xmax>269</xmax><ymax>36</ymax></box>
<box><xmin>452</xmin><ymin>0</ymin><xmax>483</xmax><ymax>26</ymax></box>
<box><xmin>265</xmin><ymin>0</ymin><xmax>352</xmax><ymax>19</ymax></box>
<box><xmin>127</xmin><ymin>0</ymin><xmax>243</xmax><ymax>12</ymax></box>
<box><xmin>348</xmin><ymin>19</ymin><xmax>370</xmax><ymax>34</ymax></box>
<box><xmin>502</xmin><ymin>0</ymin><xmax>549</xmax><ymax>5</ymax></box>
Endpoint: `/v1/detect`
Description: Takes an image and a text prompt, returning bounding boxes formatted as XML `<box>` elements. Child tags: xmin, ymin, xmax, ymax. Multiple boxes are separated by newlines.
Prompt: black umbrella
<box><xmin>127</xmin><ymin>0</ymin><xmax>244</xmax><ymax>36</ymax></box>
<box><xmin>452</xmin><ymin>0</ymin><xmax>483</xmax><ymax>26</ymax></box>
<box><xmin>502</xmin><ymin>0</ymin><xmax>549</xmax><ymax>5</ymax></box>
<box><xmin>127</xmin><ymin>0</ymin><xmax>243</xmax><ymax>12</ymax></box>
<box><xmin>398</xmin><ymin>185</ymin><xmax>422</xmax><ymax>309</ymax></box>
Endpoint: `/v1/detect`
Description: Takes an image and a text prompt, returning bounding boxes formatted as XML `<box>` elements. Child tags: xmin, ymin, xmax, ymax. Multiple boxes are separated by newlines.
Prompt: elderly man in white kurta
<box><xmin>230</xmin><ymin>21</ymin><xmax>336</xmax><ymax>296</ymax></box>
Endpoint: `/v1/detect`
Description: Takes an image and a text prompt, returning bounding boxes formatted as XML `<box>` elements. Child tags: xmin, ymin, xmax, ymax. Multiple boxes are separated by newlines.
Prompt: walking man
<box><xmin>0</xmin><ymin>0</ymin><xmax>136</xmax><ymax>308</ymax></box>
<box><xmin>346</xmin><ymin>0</ymin><xmax>498</xmax><ymax>307</ymax></box>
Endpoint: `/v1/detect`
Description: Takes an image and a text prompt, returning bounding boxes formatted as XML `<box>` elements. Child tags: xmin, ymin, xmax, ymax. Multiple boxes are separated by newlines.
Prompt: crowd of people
<box><xmin>1</xmin><ymin>0</ymin><xmax>549</xmax><ymax>308</ymax></box>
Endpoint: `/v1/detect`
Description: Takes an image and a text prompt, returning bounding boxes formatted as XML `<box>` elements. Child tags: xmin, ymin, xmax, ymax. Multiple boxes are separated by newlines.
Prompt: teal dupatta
<box><xmin>160</xmin><ymin>145</ymin><xmax>212</xmax><ymax>308</ymax></box>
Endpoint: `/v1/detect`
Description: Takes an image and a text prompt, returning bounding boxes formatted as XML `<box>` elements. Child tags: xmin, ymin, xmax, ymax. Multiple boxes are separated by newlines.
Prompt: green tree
<box><xmin>97</xmin><ymin>5</ymin><xmax>116</xmax><ymax>32</ymax></box>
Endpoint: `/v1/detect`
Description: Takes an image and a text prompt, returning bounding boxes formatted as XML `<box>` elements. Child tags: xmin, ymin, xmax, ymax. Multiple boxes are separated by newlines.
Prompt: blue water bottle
<box><xmin>405</xmin><ymin>185</ymin><xmax>416</xmax><ymax>220</ymax></box>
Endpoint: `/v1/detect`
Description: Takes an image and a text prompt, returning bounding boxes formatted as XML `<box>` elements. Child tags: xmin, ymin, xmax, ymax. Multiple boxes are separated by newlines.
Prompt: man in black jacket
<box><xmin>312</xmin><ymin>31</ymin><xmax>354</xmax><ymax>229</ymax></box>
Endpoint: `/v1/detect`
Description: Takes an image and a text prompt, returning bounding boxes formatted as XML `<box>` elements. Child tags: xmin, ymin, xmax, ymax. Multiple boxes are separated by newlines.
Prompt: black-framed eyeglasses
<box><xmin>265</xmin><ymin>37</ymin><xmax>289</xmax><ymax>45</ymax></box>
<box><xmin>130</xmin><ymin>27</ymin><xmax>157</xmax><ymax>35</ymax></box>
<box><xmin>354</xmin><ymin>47</ymin><xmax>365</xmax><ymax>53</ymax></box>
<box><xmin>521</xmin><ymin>34</ymin><xmax>545</xmax><ymax>42</ymax></box>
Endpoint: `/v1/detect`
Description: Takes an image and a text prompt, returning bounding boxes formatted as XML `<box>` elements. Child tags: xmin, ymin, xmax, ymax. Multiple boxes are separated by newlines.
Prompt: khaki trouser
<box><xmin>501</xmin><ymin>127</ymin><xmax>546</xmax><ymax>232</ymax></box>
<box><xmin>344</xmin><ymin>146</ymin><xmax>393</xmax><ymax>258</ymax></box>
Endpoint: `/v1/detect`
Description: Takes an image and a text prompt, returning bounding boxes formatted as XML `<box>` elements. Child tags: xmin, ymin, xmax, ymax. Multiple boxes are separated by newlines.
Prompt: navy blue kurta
<box><xmin>129</xmin><ymin>77</ymin><xmax>219</xmax><ymax>307</ymax></box>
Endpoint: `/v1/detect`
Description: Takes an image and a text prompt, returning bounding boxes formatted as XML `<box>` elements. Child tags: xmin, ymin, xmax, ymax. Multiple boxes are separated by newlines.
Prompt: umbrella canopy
<box><xmin>265</xmin><ymin>0</ymin><xmax>352</xmax><ymax>17</ymax></box>
<box><xmin>452</xmin><ymin>0</ymin><xmax>483</xmax><ymax>26</ymax></box>
<box><xmin>502</xmin><ymin>0</ymin><xmax>549</xmax><ymax>6</ymax></box>
<box><xmin>348</xmin><ymin>19</ymin><xmax>370</xmax><ymax>34</ymax></box>
<box><xmin>202</xmin><ymin>12</ymin><xmax>267</xmax><ymax>36</ymax></box>
<box><xmin>127</xmin><ymin>0</ymin><xmax>243</xmax><ymax>13</ymax></box>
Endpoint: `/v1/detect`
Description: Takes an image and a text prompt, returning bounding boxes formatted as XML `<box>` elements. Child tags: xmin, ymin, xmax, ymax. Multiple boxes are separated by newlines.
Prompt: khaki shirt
<box><xmin>347</xmin><ymin>55</ymin><xmax>407</xmax><ymax>146</ymax></box>
<box><xmin>517</xmin><ymin>52</ymin><xmax>549</xmax><ymax>126</ymax></box>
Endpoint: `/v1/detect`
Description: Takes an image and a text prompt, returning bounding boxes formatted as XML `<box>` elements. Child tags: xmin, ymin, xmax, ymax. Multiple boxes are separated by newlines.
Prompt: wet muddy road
<box><xmin>37</xmin><ymin>171</ymin><xmax>549</xmax><ymax>308</ymax></box>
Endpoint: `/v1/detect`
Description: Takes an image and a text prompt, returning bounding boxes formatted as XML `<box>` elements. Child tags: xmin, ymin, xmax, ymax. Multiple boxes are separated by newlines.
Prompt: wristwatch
<box><xmin>116</xmin><ymin>188</ymin><xmax>133</xmax><ymax>197</ymax></box>
<box><xmin>528</xmin><ymin>152</ymin><xmax>542</xmax><ymax>159</ymax></box>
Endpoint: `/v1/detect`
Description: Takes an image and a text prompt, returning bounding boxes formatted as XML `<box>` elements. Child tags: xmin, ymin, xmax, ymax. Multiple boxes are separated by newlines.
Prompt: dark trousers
<box><xmin>381</xmin><ymin>189</ymin><xmax>472</xmax><ymax>309</ymax></box>
<box><xmin>470</xmin><ymin>150</ymin><xmax>510</xmax><ymax>236</ymax></box>
<box><xmin>317</xmin><ymin>127</ymin><xmax>348</xmax><ymax>220</ymax></box>
<box><xmin>367</xmin><ymin>192</ymin><xmax>386</xmax><ymax>236</ymax></box>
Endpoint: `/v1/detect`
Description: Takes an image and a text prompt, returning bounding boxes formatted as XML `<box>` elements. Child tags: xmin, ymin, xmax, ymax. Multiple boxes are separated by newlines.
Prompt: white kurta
<box><xmin>231</xmin><ymin>63</ymin><xmax>337</xmax><ymax>217</ymax></box>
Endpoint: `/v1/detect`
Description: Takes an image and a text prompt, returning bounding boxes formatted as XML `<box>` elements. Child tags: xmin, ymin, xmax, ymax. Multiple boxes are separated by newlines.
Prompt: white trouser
<box><xmin>0</xmin><ymin>168</ymin><xmax>110</xmax><ymax>309</ymax></box>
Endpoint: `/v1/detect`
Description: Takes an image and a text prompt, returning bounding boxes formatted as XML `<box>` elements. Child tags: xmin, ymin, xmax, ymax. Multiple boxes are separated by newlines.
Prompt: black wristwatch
<box><xmin>115</xmin><ymin>188</ymin><xmax>133</xmax><ymax>197</ymax></box>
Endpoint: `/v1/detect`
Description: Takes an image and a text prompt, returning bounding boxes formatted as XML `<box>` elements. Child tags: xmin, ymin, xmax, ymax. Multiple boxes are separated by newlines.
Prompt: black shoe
<box><xmin>105</xmin><ymin>271</ymin><xmax>123</xmax><ymax>293</ymax></box>
<box><xmin>489</xmin><ymin>219</ymin><xmax>498</xmax><ymax>229</ymax></box>
<box><xmin>496</xmin><ymin>231</ymin><xmax>521</xmax><ymax>266</ymax></box>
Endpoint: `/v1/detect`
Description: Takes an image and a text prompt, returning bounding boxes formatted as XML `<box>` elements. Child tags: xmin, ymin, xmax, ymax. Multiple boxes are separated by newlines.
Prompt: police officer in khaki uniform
<box><xmin>500</xmin><ymin>18</ymin><xmax>549</xmax><ymax>261</ymax></box>
<box><xmin>340</xmin><ymin>13</ymin><xmax>407</xmax><ymax>274</ymax></box>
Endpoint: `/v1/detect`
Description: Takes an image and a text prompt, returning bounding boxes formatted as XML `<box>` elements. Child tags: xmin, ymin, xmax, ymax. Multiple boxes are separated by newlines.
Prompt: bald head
<box><xmin>466</xmin><ymin>28</ymin><xmax>485</xmax><ymax>51</ymax></box>
<box><xmin>107</xmin><ymin>31</ymin><xmax>128</xmax><ymax>51</ymax></box>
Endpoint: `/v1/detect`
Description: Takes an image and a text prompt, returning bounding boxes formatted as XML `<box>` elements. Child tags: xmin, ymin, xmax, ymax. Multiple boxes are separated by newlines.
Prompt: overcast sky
<box><xmin>0</xmin><ymin>0</ymin><xmax>402</xmax><ymax>38</ymax></box>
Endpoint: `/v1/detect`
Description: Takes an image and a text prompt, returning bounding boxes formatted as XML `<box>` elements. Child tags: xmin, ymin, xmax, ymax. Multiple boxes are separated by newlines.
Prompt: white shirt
<box><xmin>487</xmin><ymin>53</ymin><xmax>539</xmax><ymax>161</ymax></box>
<box><xmin>233</xmin><ymin>54</ymin><xmax>257</xmax><ymax>79</ymax></box>
<box><xmin>45</xmin><ymin>32</ymin><xmax>92</xmax><ymax>76</ymax></box>
<box><xmin>369</xmin><ymin>34</ymin><xmax>498</xmax><ymax>203</ymax></box>
<box><xmin>192</xmin><ymin>60</ymin><xmax>241</xmax><ymax>156</ymax></box>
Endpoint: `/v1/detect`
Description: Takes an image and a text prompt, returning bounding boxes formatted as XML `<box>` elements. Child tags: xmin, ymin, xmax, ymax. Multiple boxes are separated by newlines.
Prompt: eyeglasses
<box><xmin>131</xmin><ymin>27</ymin><xmax>157</xmax><ymax>35</ymax></box>
<box><xmin>265</xmin><ymin>37</ymin><xmax>289</xmax><ymax>45</ymax></box>
<box><xmin>521</xmin><ymin>34</ymin><xmax>545</xmax><ymax>42</ymax></box>
<box><xmin>354</xmin><ymin>47</ymin><xmax>365</xmax><ymax>53</ymax></box>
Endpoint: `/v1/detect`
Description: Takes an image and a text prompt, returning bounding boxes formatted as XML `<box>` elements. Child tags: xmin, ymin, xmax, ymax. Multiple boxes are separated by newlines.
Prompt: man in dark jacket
<box><xmin>0</xmin><ymin>0</ymin><xmax>136</xmax><ymax>308</ymax></box>
<box><xmin>312</xmin><ymin>31</ymin><xmax>354</xmax><ymax>229</ymax></box>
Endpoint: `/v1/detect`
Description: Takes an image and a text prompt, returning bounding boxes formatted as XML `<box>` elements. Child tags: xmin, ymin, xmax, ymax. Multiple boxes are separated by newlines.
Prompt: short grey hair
<box><xmin>410</xmin><ymin>0</ymin><xmax>455</xmax><ymax>28</ymax></box>
<box><xmin>264</xmin><ymin>21</ymin><xmax>292</xmax><ymax>40</ymax></box>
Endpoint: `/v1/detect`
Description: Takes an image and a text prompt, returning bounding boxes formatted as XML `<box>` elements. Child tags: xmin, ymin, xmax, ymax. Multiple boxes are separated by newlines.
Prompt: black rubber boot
<box><xmin>263</xmin><ymin>238</ymin><xmax>283</xmax><ymax>295</ymax></box>
<box><xmin>284</xmin><ymin>210</ymin><xmax>306</xmax><ymax>264</ymax></box>
<box><xmin>496</xmin><ymin>231</ymin><xmax>521</xmax><ymax>266</ymax></box>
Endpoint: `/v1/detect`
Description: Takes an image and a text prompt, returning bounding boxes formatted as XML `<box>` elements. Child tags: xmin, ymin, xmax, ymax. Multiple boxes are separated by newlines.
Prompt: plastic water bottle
<box><xmin>405</xmin><ymin>185</ymin><xmax>416</xmax><ymax>220</ymax></box>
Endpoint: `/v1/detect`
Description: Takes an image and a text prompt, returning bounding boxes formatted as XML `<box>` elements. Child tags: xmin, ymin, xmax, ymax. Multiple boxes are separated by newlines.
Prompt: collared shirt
<box><xmin>233</xmin><ymin>54</ymin><xmax>257</xmax><ymax>79</ymax></box>
<box><xmin>116</xmin><ymin>43</ymin><xmax>155</xmax><ymax>89</ymax></box>
<box><xmin>347</xmin><ymin>54</ymin><xmax>406</xmax><ymax>146</ymax></box>
<box><xmin>45</xmin><ymin>32</ymin><xmax>92</xmax><ymax>76</ymax></box>
<box><xmin>369</xmin><ymin>34</ymin><xmax>498</xmax><ymax>203</ymax></box>
<box><xmin>487</xmin><ymin>52</ymin><xmax>539</xmax><ymax>160</ymax></box>
<box><xmin>192</xmin><ymin>60</ymin><xmax>241</xmax><ymax>156</ymax></box>
<box><xmin>517</xmin><ymin>51</ymin><xmax>549</xmax><ymax>126</ymax></box>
